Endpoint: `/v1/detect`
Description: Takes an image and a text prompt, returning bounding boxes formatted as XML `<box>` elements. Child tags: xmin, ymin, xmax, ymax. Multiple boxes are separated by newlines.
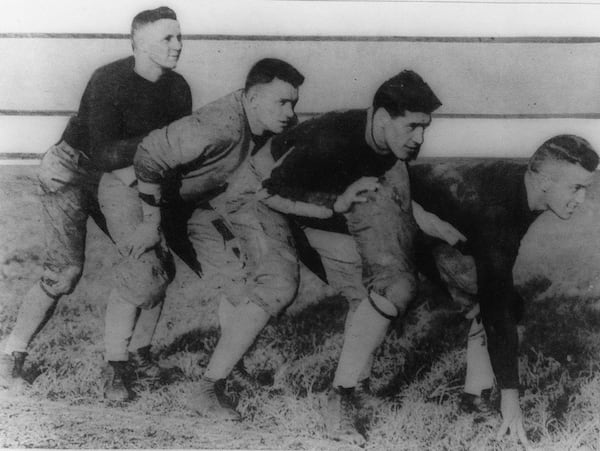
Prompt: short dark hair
<box><xmin>373</xmin><ymin>70</ymin><xmax>442</xmax><ymax>117</ymax></box>
<box><xmin>529</xmin><ymin>134</ymin><xmax>599</xmax><ymax>173</ymax></box>
<box><xmin>131</xmin><ymin>6</ymin><xmax>177</xmax><ymax>36</ymax></box>
<box><xmin>244</xmin><ymin>58</ymin><xmax>305</xmax><ymax>92</ymax></box>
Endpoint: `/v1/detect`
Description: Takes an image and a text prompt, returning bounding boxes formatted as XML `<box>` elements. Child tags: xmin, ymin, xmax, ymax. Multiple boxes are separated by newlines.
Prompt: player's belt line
<box><xmin>2</xmin><ymin>33</ymin><xmax>600</xmax><ymax>44</ymax></box>
<box><xmin>4</xmin><ymin>110</ymin><xmax>600</xmax><ymax>119</ymax></box>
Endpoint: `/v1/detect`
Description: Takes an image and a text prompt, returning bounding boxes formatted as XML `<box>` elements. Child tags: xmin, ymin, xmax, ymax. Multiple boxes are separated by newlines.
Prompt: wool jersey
<box><xmin>62</xmin><ymin>56</ymin><xmax>191</xmax><ymax>171</ymax></box>
<box><xmin>134</xmin><ymin>90</ymin><xmax>262</xmax><ymax>204</ymax></box>
<box><xmin>263</xmin><ymin>109</ymin><xmax>399</xmax><ymax>232</ymax></box>
<box><xmin>410</xmin><ymin>160</ymin><xmax>541</xmax><ymax>389</ymax></box>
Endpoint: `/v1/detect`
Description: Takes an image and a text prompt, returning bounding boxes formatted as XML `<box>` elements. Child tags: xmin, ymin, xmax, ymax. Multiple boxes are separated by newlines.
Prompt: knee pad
<box><xmin>368</xmin><ymin>291</ymin><xmax>398</xmax><ymax>320</ymax></box>
<box><xmin>40</xmin><ymin>264</ymin><xmax>82</xmax><ymax>298</ymax></box>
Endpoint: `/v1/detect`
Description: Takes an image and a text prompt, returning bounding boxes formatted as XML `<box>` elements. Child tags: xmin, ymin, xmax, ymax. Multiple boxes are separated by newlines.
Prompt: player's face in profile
<box><xmin>137</xmin><ymin>19</ymin><xmax>182</xmax><ymax>70</ymax></box>
<box><xmin>545</xmin><ymin>162</ymin><xmax>595</xmax><ymax>219</ymax></box>
<box><xmin>383</xmin><ymin>110</ymin><xmax>431</xmax><ymax>161</ymax></box>
<box><xmin>251</xmin><ymin>78</ymin><xmax>299</xmax><ymax>134</ymax></box>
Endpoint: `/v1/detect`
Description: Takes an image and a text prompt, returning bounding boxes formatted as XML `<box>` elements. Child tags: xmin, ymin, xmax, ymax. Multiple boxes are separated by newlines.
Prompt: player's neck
<box><xmin>366</xmin><ymin>107</ymin><xmax>390</xmax><ymax>155</ymax></box>
<box><xmin>134</xmin><ymin>56</ymin><xmax>166</xmax><ymax>83</ymax></box>
<box><xmin>242</xmin><ymin>92</ymin><xmax>266</xmax><ymax>136</ymax></box>
<box><xmin>524</xmin><ymin>170</ymin><xmax>545</xmax><ymax>211</ymax></box>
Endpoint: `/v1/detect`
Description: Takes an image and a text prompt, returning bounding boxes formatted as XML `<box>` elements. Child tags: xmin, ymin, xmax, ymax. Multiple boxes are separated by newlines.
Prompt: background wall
<box><xmin>2</xmin><ymin>0</ymin><xmax>600</xmax><ymax>162</ymax></box>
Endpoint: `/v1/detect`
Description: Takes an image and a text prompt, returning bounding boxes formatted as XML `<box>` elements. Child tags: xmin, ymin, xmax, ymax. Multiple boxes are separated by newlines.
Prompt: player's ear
<box><xmin>538</xmin><ymin>171</ymin><xmax>552</xmax><ymax>192</ymax></box>
<box><xmin>373</xmin><ymin>107</ymin><xmax>391</xmax><ymax>127</ymax></box>
<box><xmin>246</xmin><ymin>85</ymin><xmax>260</xmax><ymax>106</ymax></box>
<box><xmin>133</xmin><ymin>32</ymin><xmax>148</xmax><ymax>55</ymax></box>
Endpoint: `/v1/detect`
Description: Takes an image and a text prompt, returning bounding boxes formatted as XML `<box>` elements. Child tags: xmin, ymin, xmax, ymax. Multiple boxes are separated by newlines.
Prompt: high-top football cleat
<box><xmin>189</xmin><ymin>376</ymin><xmax>241</xmax><ymax>421</ymax></box>
<box><xmin>324</xmin><ymin>386</ymin><xmax>367</xmax><ymax>445</ymax></box>
<box><xmin>130</xmin><ymin>345</ymin><xmax>161</xmax><ymax>380</ymax></box>
<box><xmin>0</xmin><ymin>351</ymin><xmax>28</xmax><ymax>390</ymax></box>
<box><xmin>102</xmin><ymin>361</ymin><xmax>132</xmax><ymax>402</ymax></box>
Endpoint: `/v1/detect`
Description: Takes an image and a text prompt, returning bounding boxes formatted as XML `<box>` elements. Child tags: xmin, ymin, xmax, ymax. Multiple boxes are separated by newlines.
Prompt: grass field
<box><xmin>1</xmin><ymin>164</ymin><xmax>600</xmax><ymax>450</ymax></box>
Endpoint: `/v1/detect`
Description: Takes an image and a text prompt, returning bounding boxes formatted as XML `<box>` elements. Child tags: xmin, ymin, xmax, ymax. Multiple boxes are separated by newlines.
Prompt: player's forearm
<box><xmin>488</xmin><ymin>334</ymin><xmax>519</xmax><ymax>389</ymax></box>
<box><xmin>133</xmin><ymin>145</ymin><xmax>168</xmax><ymax>185</ymax></box>
<box><xmin>304</xmin><ymin>191</ymin><xmax>339</xmax><ymax>209</ymax></box>
<box><xmin>412</xmin><ymin>201</ymin><xmax>430</xmax><ymax>229</ymax></box>
<box><xmin>138</xmin><ymin>181</ymin><xmax>162</xmax><ymax>225</ymax></box>
<box><xmin>412</xmin><ymin>200</ymin><xmax>446</xmax><ymax>234</ymax></box>
<box><xmin>258</xmin><ymin>190</ymin><xmax>334</xmax><ymax>218</ymax></box>
<box><xmin>262</xmin><ymin>180</ymin><xmax>338</xmax><ymax>210</ymax></box>
<box><xmin>481</xmin><ymin>304</ymin><xmax>520</xmax><ymax>389</ymax></box>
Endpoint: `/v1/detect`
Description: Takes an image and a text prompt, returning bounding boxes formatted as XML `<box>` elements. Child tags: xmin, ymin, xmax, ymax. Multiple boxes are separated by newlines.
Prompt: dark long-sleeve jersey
<box><xmin>61</xmin><ymin>56</ymin><xmax>191</xmax><ymax>172</ymax></box>
<box><xmin>263</xmin><ymin>109</ymin><xmax>398</xmax><ymax>232</ymax></box>
<box><xmin>410</xmin><ymin>160</ymin><xmax>541</xmax><ymax>389</ymax></box>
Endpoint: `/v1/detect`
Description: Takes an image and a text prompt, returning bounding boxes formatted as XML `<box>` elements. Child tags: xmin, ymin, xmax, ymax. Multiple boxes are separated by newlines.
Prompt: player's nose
<box><xmin>413</xmin><ymin>128</ymin><xmax>424</xmax><ymax>145</ymax></box>
<box><xmin>170</xmin><ymin>36</ymin><xmax>182</xmax><ymax>51</ymax></box>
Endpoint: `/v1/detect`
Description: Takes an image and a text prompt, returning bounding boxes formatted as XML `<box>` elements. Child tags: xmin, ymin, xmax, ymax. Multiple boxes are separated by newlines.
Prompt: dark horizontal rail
<box><xmin>3</xmin><ymin>110</ymin><xmax>600</xmax><ymax>120</ymax></box>
<box><xmin>2</xmin><ymin>33</ymin><xmax>600</xmax><ymax>44</ymax></box>
<box><xmin>0</xmin><ymin>154</ymin><xmax>534</xmax><ymax>162</ymax></box>
<box><xmin>0</xmin><ymin>153</ymin><xmax>42</xmax><ymax>160</ymax></box>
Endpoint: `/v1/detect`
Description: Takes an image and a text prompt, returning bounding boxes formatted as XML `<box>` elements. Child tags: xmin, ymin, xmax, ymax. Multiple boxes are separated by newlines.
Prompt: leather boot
<box><xmin>189</xmin><ymin>376</ymin><xmax>240</xmax><ymax>421</ymax></box>
<box><xmin>130</xmin><ymin>345</ymin><xmax>161</xmax><ymax>380</ymax></box>
<box><xmin>102</xmin><ymin>361</ymin><xmax>132</xmax><ymax>402</ymax></box>
<box><xmin>324</xmin><ymin>386</ymin><xmax>367</xmax><ymax>445</ymax></box>
<box><xmin>0</xmin><ymin>351</ymin><xmax>28</xmax><ymax>389</ymax></box>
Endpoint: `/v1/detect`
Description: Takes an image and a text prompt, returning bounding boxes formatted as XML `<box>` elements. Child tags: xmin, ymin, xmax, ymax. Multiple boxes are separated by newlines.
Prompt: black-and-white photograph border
<box><xmin>1</xmin><ymin>1</ymin><xmax>600</xmax><ymax>449</ymax></box>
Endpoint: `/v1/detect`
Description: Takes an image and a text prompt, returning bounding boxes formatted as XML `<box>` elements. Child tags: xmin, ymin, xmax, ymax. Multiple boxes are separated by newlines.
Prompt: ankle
<box><xmin>334</xmin><ymin>385</ymin><xmax>356</xmax><ymax>393</ymax></box>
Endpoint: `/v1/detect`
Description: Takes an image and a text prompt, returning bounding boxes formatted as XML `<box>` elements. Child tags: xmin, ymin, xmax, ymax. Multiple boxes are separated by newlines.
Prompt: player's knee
<box><xmin>115</xmin><ymin>257</ymin><xmax>172</xmax><ymax>309</ymax></box>
<box><xmin>40</xmin><ymin>264</ymin><xmax>83</xmax><ymax>298</ymax></box>
<box><xmin>116</xmin><ymin>277</ymin><xmax>168</xmax><ymax>309</ymax></box>
<box><xmin>380</xmin><ymin>274</ymin><xmax>417</xmax><ymax>317</ymax></box>
<box><xmin>251</xmin><ymin>259</ymin><xmax>299</xmax><ymax>315</ymax></box>
<box><xmin>272</xmin><ymin>267</ymin><xmax>299</xmax><ymax>309</ymax></box>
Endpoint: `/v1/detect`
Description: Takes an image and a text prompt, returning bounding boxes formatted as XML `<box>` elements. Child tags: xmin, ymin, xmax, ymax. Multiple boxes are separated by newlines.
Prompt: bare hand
<box><xmin>118</xmin><ymin>222</ymin><xmax>161</xmax><ymax>259</ymax></box>
<box><xmin>497</xmin><ymin>389</ymin><xmax>531</xmax><ymax>450</ymax></box>
<box><xmin>334</xmin><ymin>177</ymin><xmax>381</xmax><ymax>213</ymax></box>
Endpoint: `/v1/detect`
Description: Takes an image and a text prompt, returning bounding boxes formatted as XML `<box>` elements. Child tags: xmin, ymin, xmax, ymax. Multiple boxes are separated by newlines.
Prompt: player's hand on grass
<box><xmin>497</xmin><ymin>389</ymin><xmax>532</xmax><ymax>450</ymax></box>
<box><xmin>333</xmin><ymin>177</ymin><xmax>381</xmax><ymax>213</ymax></box>
<box><xmin>119</xmin><ymin>222</ymin><xmax>161</xmax><ymax>259</ymax></box>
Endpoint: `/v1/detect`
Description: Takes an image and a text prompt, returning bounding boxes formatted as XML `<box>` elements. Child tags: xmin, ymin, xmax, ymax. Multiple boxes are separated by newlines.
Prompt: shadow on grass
<box><xmin>521</xmin><ymin>295</ymin><xmax>600</xmax><ymax>427</ymax></box>
<box><xmin>157</xmin><ymin>295</ymin><xmax>348</xmax><ymax>394</ymax></box>
<box><xmin>156</xmin><ymin>291</ymin><xmax>471</xmax><ymax>404</ymax></box>
<box><xmin>377</xmin><ymin>307</ymin><xmax>468</xmax><ymax>400</ymax></box>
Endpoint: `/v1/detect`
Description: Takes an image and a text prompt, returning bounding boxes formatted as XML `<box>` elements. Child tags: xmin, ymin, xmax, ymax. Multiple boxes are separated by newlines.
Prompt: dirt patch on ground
<box><xmin>1</xmin><ymin>392</ymin><xmax>345</xmax><ymax>449</ymax></box>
